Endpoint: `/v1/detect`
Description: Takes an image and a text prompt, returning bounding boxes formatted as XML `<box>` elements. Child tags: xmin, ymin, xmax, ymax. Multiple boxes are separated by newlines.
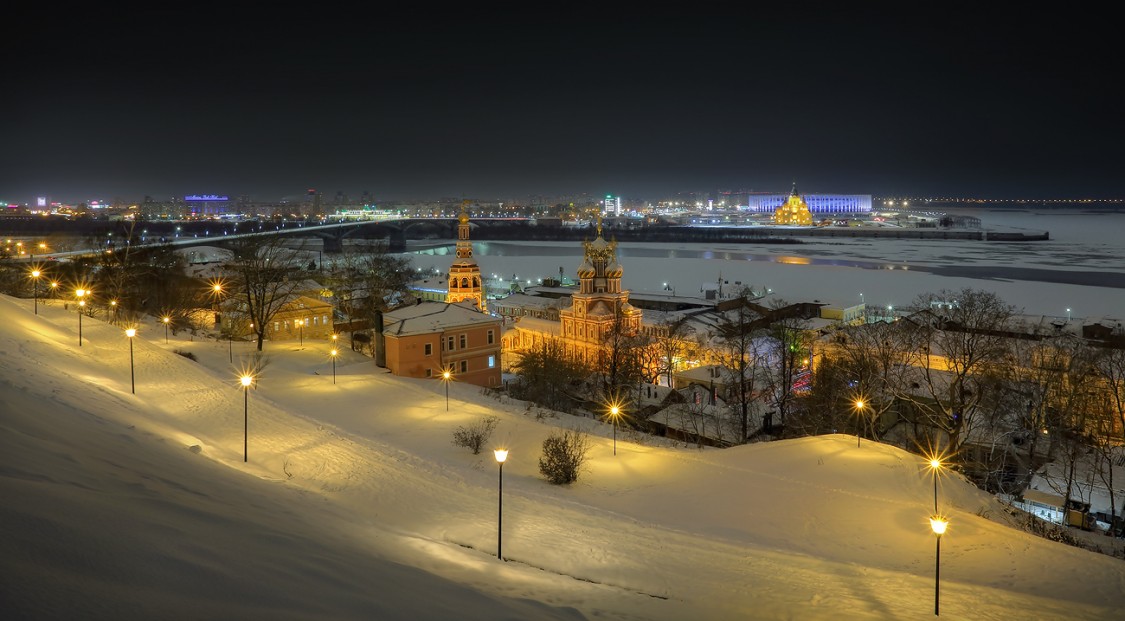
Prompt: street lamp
<box><xmin>299</xmin><ymin>318</ymin><xmax>306</xmax><ymax>347</ymax></box>
<box><xmin>330</xmin><ymin>348</ymin><xmax>338</xmax><ymax>384</ymax></box>
<box><xmin>927</xmin><ymin>458</ymin><xmax>943</xmax><ymax>513</ymax></box>
<box><xmin>109</xmin><ymin>299</ymin><xmax>118</xmax><ymax>324</ymax></box>
<box><xmin>30</xmin><ymin>268</ymin><xmax>41</xmax><ymax>315</ymax></box>
<box><xmin>240</xmin><ymin>374</ymin><xmax>254</xmax><ymax>462</ymax></box>
<box><xmin>854</xmin><ymin>399</ymin><xmax>866</xmax><ymax>447</ymax></box>
<box><xmin>125</xmin><ymin>328</ymin><xmax>136</xmax><ymax>394</ymax></box>
<box><xmin>606</xmin><ymin>403</ymin><xmax>624</xmax><ymax>456</ymax></box>
<box><xmin>441</xmin><ymin>368</ymin><xmax>453</xmax><ymax>411</ymax></box>
<box><xmin>75</xmin><ymin>289</ymin><xmax>87</xmax><ymax>347</ymax></box>
<box><xmin>494</xmin><ymin>449</ymin><xmax>508</xmax><ymax>560</ymax></box>
<box><xmin>929</xmin><ymin>515</ymin><xmax>948</xmax><ymax>616</ymax></box>
<box><xmin>162</xmin><ymin>316</ymin><xmax>171</xmax><ymax>344</ymax></box>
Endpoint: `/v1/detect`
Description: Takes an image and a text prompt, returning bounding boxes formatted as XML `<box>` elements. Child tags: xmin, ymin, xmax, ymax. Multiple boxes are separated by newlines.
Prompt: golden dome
<box><xmin>458</xmin><ymin>211</ymin><xmax>470</xmax><ymax>224</ymax></box>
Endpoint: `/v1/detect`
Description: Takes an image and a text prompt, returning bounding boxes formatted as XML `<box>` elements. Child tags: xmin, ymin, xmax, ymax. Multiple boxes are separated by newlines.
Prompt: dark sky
<box><xmin>4</xmin><ymin>4</ymin><xmax>1122</xmax><ymax>204</ymax></box>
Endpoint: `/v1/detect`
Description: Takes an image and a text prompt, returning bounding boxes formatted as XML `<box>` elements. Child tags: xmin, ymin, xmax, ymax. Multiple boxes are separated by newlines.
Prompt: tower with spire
<box><xmin>446</xmin><ymin>201</ymin><xmax>486</xmax><ymax>312</ymax></box>
<box><xmin>559</xmin><ymin>215</ymin><xmax>641</xmax><ymax>356</ymax></box>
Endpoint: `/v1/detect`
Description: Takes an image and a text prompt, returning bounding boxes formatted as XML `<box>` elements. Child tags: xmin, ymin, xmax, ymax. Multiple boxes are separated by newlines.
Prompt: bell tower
<box><xmin>446</xmin><ymin>201</ymin><xmax>485</xmax><ymax>312</ymax></box>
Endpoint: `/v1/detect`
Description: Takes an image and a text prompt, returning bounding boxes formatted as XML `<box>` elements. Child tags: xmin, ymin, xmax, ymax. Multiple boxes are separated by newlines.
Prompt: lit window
<box><xmin>488</xmin><ymin>355</ymin><xmax>495</xmax><ymax>368</ymax></box>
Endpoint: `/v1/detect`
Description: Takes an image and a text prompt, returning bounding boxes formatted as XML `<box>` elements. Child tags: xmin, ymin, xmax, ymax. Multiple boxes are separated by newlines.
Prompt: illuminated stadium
<box><xmin>745</xmin><ymin>192</ymin><xmax>871</xmax><ymax>214</ymax></box>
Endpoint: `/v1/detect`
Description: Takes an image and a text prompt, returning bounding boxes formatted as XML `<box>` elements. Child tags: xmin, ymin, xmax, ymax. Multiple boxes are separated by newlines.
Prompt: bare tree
<box><xmin>509</xmin><ymin>339</ymin><xmax>592</xmax><ymax>412</ymax></box>
<box><xmin>899</xmin><ymin>288</ymin><xmax>1016</xmax><ymax>455</ymax></box>
<box><xmin>711</xmin><ymin>293</ymin><xmax>766</xmax><ymax>442</ymax></box>
<box><xmin>834</xmin><ymin>320</ymin><xmax>925</xmax><ymax>444</ymax></box>
<box><xmin>763</xmin><ymin>299</ymin><xmax>814</xmax><ymax>430</ymax></box>
<box><xmin>1095</xmin><ymin>347</ymin><xmax>1125</xmax><ymax>529</ymax></box>
<box><xmin>225</xmin><ymin>235</ymin><xmax>304</xmax><ymax>351</ymax></box>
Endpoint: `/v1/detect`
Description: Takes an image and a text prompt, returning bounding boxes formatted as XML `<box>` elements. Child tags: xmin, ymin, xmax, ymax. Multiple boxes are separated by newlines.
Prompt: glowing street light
<box><xmin>125</xmin><ymin>327</ymin><xmax>137</xmax><ymax>394</ymax></box>
<box><xmin>162</xmin><ymin>316</ymin><xmax>171</xmax><ymax>344</ymax></box>
<box><xmin>854</xmin><ymin>399</ymin><xmax>866</xmax><ymax>447</ymax></box>
<box><xmin>606</xmin><ymin>402</ymin><xmax>625</xmax><ymax>456</ymax></box>
<box><xmin>441</xmin><ymin>368</ymin><xmax>453</xmax><ymax>411</ymax></box>
<box><xmin>330</xmin><ymin>348</ymin><xmax>338</xmax><ymax>384</ymax></box>
<box><xmin>75</xmin><ymin>289</ymin><xmax>87</xmax><ymax>347</ymax></box>
<box><xmin>494</xmin><ymin>449</ymin><xmax>508</xmax><ymax>560</ymax></box>
<box><xmin>927</xmin><ymin>457</ymin><xmax>943</xmax><ymax>513</ymax></box>
<box><xmin>929</xmin><ymin>515</ymin><xmax>949</xmax><ymax>616</ymax></box>
<box><xmin>109</xmin><ymin>299</ymin><xmax>118</xmax><ymax>324</ymax></box>
<box><xmin>30</xmin><ymin>268</ymin><xmax>41</xmax><ymax>315</ymax></box>
<box><xmin>240</xmin><ymin>374</ymin><xmax>254</xmax><ymax>462</ymax></box>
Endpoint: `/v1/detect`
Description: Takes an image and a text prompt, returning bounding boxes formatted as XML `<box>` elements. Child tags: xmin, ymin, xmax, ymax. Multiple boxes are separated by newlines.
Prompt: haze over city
<box><xmin>4</xmin><ymin>6</ymin><xmax>1123</xmax><ymax>203</ymax></box>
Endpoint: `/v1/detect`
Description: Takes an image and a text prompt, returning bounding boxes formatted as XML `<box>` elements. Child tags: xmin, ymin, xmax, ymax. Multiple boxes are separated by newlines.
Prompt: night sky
<box><xmin>5</xmin><ymin>5</ymin><xmax>1122</xmax><ymax>204</ymax></box>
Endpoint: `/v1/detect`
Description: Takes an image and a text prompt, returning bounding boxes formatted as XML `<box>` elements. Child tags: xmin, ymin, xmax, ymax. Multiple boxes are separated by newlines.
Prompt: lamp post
<box><xmin>299</xmin><ymin>318</ymin><xmax>305</xmax><ymax>347</ymax></box>
<box><xmin>228</xmin><ymin>331</ymin><xmax>233</xmax><ymax>363</ymax></box>
<box><xmin>162</xmin><ymin>316</ymin><xmax>170</xmax><ymax>344</ymax></box>
<box><xmin>110</xmin><ymin>299</ymin><xmax>118</xmax><ymax>324</ymax></box>
<box><xmin>240</xmin><ymin>374</ymin><xmax>254</xmax><ymax>462</ymax></box>
<box><xmin>125</xmin><ymin>328</ymin><xmax>136</xmax><ymax>394</ymax></box>
<box><xmin>30</xmin><ymin>269</ymin><xmax>41</xmax><ymax>314</ymax></box>
<box><xmin>607</xmin><ymin>404</ymin><xmax>623</xmax><ymax>456</ymax></box>
<box><xmin>854</xmin><ymin>400</ymin><xmax>866</xmax><ymax>447</ymax></box>
<box><xmin>441</xmin><ymin>369</ymin><xmax>452</xmax><ymax>411</ymax></box>
<box><xmin>928</xmin><ymin>458</ymin><xmax>943</xmax><ymax>513</ymax></box>
<box><xmin>494</xmin><ymin>449</ymin><xmax>508</xmax><ymax>560</ymax></box>
<box><xmin>76</xmin><ymin>289</ymin><xmax>87</xmax><ymax>346</ymax></box>
<box><xmin>929</xmin><ymin>516</ymin><xmax>948</xmax><ymax>616</ymax></box>
<box><xmin>330</xmin><ymin>348</ymin><xmax>338</xmax><ymax>384</ymax></box>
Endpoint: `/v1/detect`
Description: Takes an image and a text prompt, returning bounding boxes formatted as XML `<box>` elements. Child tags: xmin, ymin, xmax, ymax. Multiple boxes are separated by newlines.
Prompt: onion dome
<box><xmin>606</xmin><ymin>262</ymin><xmax>623</xmax><ymax>278</ymax></box>
<box><xmin>577</xmin><ymin>261</ymin><xmax>595</xmax><ymax>278</ymax></box>
<box><xmin>458</xmin><ymin>211</ymin><xmax>470</xmax><ymax>225</ymax></box>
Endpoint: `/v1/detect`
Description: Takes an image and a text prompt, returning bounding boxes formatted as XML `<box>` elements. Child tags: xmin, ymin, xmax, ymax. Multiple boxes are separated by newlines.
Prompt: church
<box><xmin>502</xmin><ymin>218</ymin><xmax>642</xmax><ymax>365</ymax></box>
<box><xmin>773</xmin><ymin>183</ymin><xmax>814</xmax><ymax>226</ymax></box>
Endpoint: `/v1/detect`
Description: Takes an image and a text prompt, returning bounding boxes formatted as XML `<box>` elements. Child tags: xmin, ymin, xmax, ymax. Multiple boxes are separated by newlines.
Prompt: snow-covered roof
<box><xmin>383</xmin><ymin>301</ymin><xmax>499</xmax><ymax>336</ymax></box>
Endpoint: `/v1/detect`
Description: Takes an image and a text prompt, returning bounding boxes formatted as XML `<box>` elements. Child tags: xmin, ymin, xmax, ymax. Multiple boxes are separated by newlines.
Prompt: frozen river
<box><xmin>402</xmin><ymin>208</ymin><xmax>1125</xmax><ymax>321</ymax></box>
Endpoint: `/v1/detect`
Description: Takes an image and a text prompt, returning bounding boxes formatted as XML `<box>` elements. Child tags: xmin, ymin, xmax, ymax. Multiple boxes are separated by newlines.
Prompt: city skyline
<box><xmin>5</xmin><ymin>6</ymin><xmax>1123</xmax><ymax>204</ymax></box>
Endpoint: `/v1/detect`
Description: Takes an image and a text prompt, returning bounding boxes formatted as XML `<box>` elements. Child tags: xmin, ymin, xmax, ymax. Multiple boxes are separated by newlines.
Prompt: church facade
<box><xmin>503</xmin><ymin>220</ymin><xmax>642</xmax><ymax>365</ymax></box>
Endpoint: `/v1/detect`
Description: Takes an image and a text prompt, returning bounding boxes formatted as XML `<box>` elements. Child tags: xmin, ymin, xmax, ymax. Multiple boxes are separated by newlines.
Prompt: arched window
<box><xmin>461</xmin><ymin>277</ymin><xmax>469</xmax><ymax>288</ymax></box>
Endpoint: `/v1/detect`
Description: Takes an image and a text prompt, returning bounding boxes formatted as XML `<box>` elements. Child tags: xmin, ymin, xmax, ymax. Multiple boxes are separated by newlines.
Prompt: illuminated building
<box><xmin>184</xmin><ymin>194</ymin><xmax>230</xmax><ymax>217</ymax></box>
<box><xmin>746</xmin><ymin>189</ymin><xmax>872</xmax><ymax>214</ymax></box>
<box><xmin>504</xmin><ymin>216</ymin><xmax>641</xmax><ymax>364</ymax></box>
<box><xmin>773</xmin><ymin>184</ymin><xmax>814</xmax><ymax>226</ymax></box>
<box><xmin>445</xmin><ymin>202</ymin><xmax>485</xmax><ymax>312</ymax></box>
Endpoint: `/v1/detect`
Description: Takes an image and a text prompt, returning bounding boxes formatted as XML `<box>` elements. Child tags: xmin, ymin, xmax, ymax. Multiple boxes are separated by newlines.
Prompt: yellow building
<box><xmin>774</xmin><ymin>183</ymin><xmax>814</xmax><ymax>226</ymax></box>
<box><xmin>222</xmin><ymin>294</ymin><xmax>335</xmax><ymax>341</ymax></box>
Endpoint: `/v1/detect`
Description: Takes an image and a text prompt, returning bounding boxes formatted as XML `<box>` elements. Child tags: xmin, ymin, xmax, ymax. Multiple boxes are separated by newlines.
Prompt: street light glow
<box><xmin>241</xmin><ymin>375</ymin><xmax>253</xmax><ymax>387</ymax></box>
<box><xmin>494</xmin><ymin>449</ymin><xmax>508</xmax><ymax>463</ymax></box>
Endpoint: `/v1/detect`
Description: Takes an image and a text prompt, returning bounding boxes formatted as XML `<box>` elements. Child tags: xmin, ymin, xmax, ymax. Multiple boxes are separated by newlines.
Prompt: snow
<box><xmin>4</xmin><ymin>284</ymin><xmax>1125</xmax><ymax>620</ymax></box>
<box><xmin>2</xmin><ymin>210</ymin><xmax>1125</xmax><ymax>621</ymax></box>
